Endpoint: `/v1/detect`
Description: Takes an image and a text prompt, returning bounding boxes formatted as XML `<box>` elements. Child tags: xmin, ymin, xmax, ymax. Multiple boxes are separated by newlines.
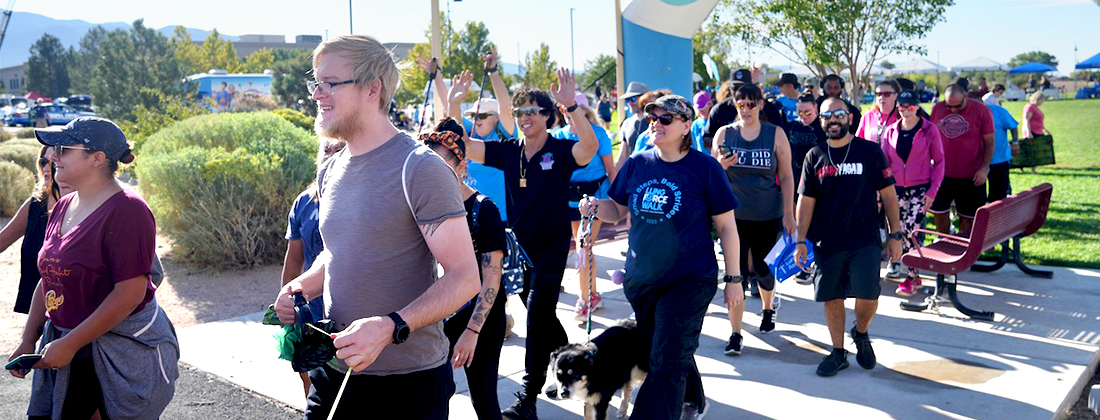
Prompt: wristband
<box><xmin>565</xmin><ymin>103</ymin><xmax>579</xmax><ymax>113</ymax></box>
<box><xmin>486</xmin><ymin>66</ymin><xmax>498</xmax><ymax>73</ymax></box>
<box><xmin>466</xmin><ymin>326</ymin><xmax>480</xmax><ymax>335</ymax></box>
<box><xmin>723</xmin><ymin>275</ymin><xmax>743</xmax><ymax>284</ymax></box>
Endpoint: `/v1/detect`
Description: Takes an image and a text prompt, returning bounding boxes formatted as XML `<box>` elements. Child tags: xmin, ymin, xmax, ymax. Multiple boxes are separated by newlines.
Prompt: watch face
<box><xmin>396</xmin><ymin>326</ymin><xmax>411</xmax><ymax>343</ymax></box>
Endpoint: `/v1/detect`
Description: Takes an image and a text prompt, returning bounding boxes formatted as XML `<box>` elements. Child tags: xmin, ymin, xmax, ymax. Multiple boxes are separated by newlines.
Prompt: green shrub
<box><xmin>0</xmin><ymin>143</ymin><xmax>40</xmax><ymax>172</ymax></box>
<box><xmin>15</xmin><ymin>128</ymin><xmax>36</xmax><ymax>139</ymax></box>
<box><xmin>0</xmin><ymin>130</ymin><xmax>12</xmax><ymax>142</ymax></box>
<box><xmin>119</xmin><ymin>89</ymin><xmax>210</xmax><ymax>153</ymax></box>
<box><xmin>136</xmin><ymin>112</ymin><xmax>317</xmax><ymax>268</ymax></box>
<box><xmin>271</xmin><ymin>108</ymin><xmax>315</xmax><ymax>133</ymax></box>
<box><xmin>0</xmin><ymin>162</ymin><xmax>34</xmax><ymax>216</ymax></box>
<box><xmin>3</xmin><ymin>138</ymin><xmax>43</xmax><ymax>149</ymax></box>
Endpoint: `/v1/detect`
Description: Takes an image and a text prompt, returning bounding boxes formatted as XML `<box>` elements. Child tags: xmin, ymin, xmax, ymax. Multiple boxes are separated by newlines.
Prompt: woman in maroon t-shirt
<box><xmin>8</xmin><ymin>117</ymin><xmax>172</xmax><ymax>419</ymax></box>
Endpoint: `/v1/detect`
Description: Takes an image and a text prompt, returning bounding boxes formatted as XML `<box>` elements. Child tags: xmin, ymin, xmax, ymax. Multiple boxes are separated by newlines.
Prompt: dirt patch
<box><xmin>0</xmin><ymin>226</ymin><xmax>284</xmax><ymax>355</ymax></box>
<box><xmin>1068</xmin><ymin>365</ymin><xmax>1100</xmax><ymax>420</ymax></box>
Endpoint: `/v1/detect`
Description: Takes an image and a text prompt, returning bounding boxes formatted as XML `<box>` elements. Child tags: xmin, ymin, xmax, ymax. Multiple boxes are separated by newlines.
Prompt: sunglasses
<box><xmin>471</xmin><ymin>113</ymin><xmax>495</xmax><ymax>120</ymax></box>
<box><xmin>38</xmin><ymin>158</ymin><xmax>50</xmax><ymax>167</ymax></box>
<box><xmin>625</xmin><ymin>97</ymin><xmax>637</xmax><ymax>104</ymax></box>
<box><xmin>735</xmin><ymin>102</ymin><xmax>758</xmax><ymax>110</ymax></box>
<box><xmin>820</xmin><ymin>109</ymin><xmax>851</xmax><ymax>120</ymax></box>
<box><xmin>946</xmin><ymin>102</ymin><xmax>964</xmax><ymax>109</ymax></box>
<box><xmin>875</xmin><ymin>91</ymin><xmax>896</xmax><ymax>97</ymax></box>
<box><xmin>898</xmin><ymin>104</ymin><xmax>919</xmax><ymax>112</ymax></box>
<box><xmin>797</xmin><ymin>110</ymin><xmax>815</xmax><ymax>116</ymax></box>
<box><xmin>53</xmin><ymin>145</ymin><xmax>89</xmax><ymax>157</ymax></box>
<box><xmin>645</xmin><ymin>113</ymin><xmax>684</xmax><ymax>126</ymax></box>
<box><xmin>512</xmin><ymin>106</ymin><xmax>549</xmax><ymax>118</ymax></box>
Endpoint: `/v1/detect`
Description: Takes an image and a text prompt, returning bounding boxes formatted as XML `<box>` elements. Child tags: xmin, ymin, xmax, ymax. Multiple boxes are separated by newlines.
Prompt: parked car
<box><xmin>57</xmin><ymin>95</ymin><xmax>97</xmax><ymax>113</ymax></box>
<box><xmin>3</xmin><ymin>103</ymin><xmax>95</xmax><ymax>126</ymax></box>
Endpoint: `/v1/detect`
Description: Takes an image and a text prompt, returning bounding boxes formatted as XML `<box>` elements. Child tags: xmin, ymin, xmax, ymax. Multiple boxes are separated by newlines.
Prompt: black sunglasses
<box><xmin>473</xmin><ymin>113</ymin><xmax>495</xmax><ymax>120</ymax></box>
<box><xmin>645</xmin><ymin>113</ymin><xmax>684</xmax><ymax>126</ymax></box>
<box><xmin>820</xmin><ymin>109</ymin><xmax>851</xmax><ymax>120</ymax></box>
<box><xmin>512</xmin><ymin>106</ymin><xmax>549</xmax><ymax>118</ymax></box>
<box><xmin>38</xmin><ymin>158</ymin><xmax>49</xmax><ymax>167</ymax></box>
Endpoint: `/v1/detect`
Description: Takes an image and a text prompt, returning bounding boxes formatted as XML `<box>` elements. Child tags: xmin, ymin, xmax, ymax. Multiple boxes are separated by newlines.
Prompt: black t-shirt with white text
<box><xmin>799</xmin><ymin>137</ymin><xmax>895</xmax><ymax>251</ymax></box>
<box><xmin>483</xmin><ymin>136</ymin><xmax>580</xmax><ymax>254</ymax></box>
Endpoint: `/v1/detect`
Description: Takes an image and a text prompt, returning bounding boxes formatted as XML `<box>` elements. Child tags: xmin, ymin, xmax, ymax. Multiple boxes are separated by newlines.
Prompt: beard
<box><xmin>316</xmin><ymin>103</ymin><xmax>361</xmax><ymax>141</ymax></box>
<box><xmin>825</xmin><ymin>121</ymin><xmax>849</xmax><ymax>139</ymax></box>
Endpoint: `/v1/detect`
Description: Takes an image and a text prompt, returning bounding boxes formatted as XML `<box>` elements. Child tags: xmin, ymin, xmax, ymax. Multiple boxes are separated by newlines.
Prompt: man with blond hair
<box><xmin>273</xmin><ymin>34</ymin><xmax>480</xmax><ymax>419</ymax></box>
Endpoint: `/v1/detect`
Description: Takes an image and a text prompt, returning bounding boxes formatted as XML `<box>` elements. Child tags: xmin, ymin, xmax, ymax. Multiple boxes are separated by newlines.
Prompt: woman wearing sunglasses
<box><xmin>878</xmin><ymin>91</ymin><xmax>945</xmax><ymax>296</ymax></box>
<box><xmin>0</xmin><ymin>147</ymin><xmax>60</xmax><ymax>315</ymax></box>
<box><xmin>711</xmin><ymin>83</ymin><xmax>796</xmax><ymax>354</ymax></box>
<box><xmin>580</xmin><ymin>94</ymin><xmax>741</xmax><ymax>419</ymax></box>
<box><xmin>856</xmin><ymin>80</ymin><xmax>902</xmax><ymax>143</ymax></box>
<box><xmin>8</xmin><ymin>117</ymin><xmax>178</xmax><ymax>419</ymax></box>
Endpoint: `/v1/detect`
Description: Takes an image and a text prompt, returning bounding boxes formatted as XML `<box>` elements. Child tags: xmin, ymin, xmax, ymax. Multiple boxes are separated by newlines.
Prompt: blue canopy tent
<box><xmin>1076</xmin><ymin>52</ymin><xmax>1100</xmax><ymax>69</ymax></box>
<box><xmin>1009</xmin><ymin>62</ymin><xmax>1057</xmax><ymax>74</ymax></box>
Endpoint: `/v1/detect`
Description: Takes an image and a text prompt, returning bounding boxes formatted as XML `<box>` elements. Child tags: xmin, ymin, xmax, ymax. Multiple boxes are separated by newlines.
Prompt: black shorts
<box><xmin>813</xmin><ymin>244</ymin><xmax>882</xmax><ymax>302</ymax></box>
<box><xmin>929</xmin><ymin>176</ymin><xmax>987</xmax><ymax>218</ymax></box>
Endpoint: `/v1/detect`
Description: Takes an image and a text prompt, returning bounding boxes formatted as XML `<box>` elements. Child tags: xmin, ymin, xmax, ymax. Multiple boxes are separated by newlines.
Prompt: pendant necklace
<box><xmin>827</xmin><ymin>140</ymin><xmax>852</xmax><ymax>168</ymax></box>
<box><xmin>518</xmin><ymin>139</ymin><xmax>528</xmax><ymax>188</ymax></box>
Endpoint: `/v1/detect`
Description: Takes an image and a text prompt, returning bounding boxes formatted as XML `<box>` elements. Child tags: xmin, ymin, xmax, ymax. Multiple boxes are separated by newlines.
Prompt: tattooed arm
<box><xmin>452</xmin><ymin>250</ymin><xmax>504</xmax><ymax>368</ymax></box>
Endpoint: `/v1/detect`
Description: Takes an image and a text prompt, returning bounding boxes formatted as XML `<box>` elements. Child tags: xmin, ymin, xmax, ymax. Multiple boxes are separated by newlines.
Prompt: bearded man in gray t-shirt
<box><xmin>274</xmin><ymin>35</ymin><xmax>480</xmax><ymax>420</ymax></box>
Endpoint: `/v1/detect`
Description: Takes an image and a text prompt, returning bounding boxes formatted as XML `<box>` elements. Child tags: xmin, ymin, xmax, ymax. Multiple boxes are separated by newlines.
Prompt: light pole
<box><xmin>348</xmin><ymin>0</ymin><xmax>353</xmax><ymax>34</ymax></box>
<box><xmin>570</xmin><ymin>8</ymin><xmax>576</xmax><ymax>74</ymax></box>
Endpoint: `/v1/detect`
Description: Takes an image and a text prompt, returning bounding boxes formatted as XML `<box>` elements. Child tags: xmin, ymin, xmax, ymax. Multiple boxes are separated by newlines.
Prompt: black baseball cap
<box><xmin>897</xmin><ymin>90</ymin><xmax>920</xmax><ymax>106</ymax></box>
<box><xmin>36</xmin><ymin>116</ymin><xmax>134</xmax><ymax>163</ymax></box>
<box><xmin>777</xmin><ymin>73</ymin><xmax>800</xmax><ymax>89</ymax></box>
<box><xmin>731</xmin><ymin>69</ymin><xmax>752</xmax><ymax>86</ymax></box>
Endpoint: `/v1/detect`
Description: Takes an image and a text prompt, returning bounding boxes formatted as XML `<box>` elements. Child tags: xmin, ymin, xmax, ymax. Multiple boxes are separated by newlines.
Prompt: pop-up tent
<box><xmin>1076</xmin><ymin>52</ymin><xmax>1100</xmax><ymax>69</ymax></box>
<box><xmin>952</xmin><ymin>57</ymin><xmax>1006</xmax><ymax>72</ymax></box>
<box><xmin>890</xmin><ymin>58</ymin><xmax>946</xmax><ymax>75</ymax></box>
<box><xmin>1008</xmin><ymin>62</ymin><xmax>1057</xmax><ymax>74</ymax></box>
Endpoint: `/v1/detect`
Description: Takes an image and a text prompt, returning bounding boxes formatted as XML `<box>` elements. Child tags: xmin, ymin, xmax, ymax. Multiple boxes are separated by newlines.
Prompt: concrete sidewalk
<box><xmin>178</xmin><ymin>238</ymin><xmax>1100</xmax><ymax>419</ymax></box>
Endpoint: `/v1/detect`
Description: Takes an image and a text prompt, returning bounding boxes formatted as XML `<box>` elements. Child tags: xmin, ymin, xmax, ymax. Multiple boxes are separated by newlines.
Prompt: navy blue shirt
<box><xmin>286</xmin><ymin>190</ymin><xmax>324</xmax><ymax>271</ymax></box>
<box><xmin>609</xmin><ymin>149</ymin><xmax>739</xmax><ymax>284</ymax></box>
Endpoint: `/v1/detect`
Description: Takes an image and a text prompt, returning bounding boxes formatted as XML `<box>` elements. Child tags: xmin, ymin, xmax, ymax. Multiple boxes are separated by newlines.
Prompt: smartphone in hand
<box><xmin>5</xmin><ymin>354</ymin><xmax>42</xmax><ymax>373</ymax></box>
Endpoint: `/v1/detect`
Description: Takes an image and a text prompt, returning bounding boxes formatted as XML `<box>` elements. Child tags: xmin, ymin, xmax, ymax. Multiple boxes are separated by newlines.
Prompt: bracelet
<box><xmin>565</xmin><ymin>103</ymin><xmax>579</xmax><ymax>113</ymax></box>
<box><xmin>486</xmin><ymin>66</ymin><xmax>498</xmax><ymax>73</ymax></box>
<box><xmin>466</xmin><ymin>326</ymin><xmax>480</xmax><ymax>335</ymax></box>
<box><xmin>723</xmin><ymin>275</ymin><xmax>743</xmax><ymax>284</ymax></box>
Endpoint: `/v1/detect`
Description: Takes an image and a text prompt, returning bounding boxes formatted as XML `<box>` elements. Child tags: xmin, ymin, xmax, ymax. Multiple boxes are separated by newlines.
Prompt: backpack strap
<box><xmin>400</xmin><ymin>147</ymin><xmax>422</xmax><ymax>220</ymax></box>
<box><xmin>470</xmin><ymin>193</ymin><xmax>485</xmax><ymax>228</ymax></box>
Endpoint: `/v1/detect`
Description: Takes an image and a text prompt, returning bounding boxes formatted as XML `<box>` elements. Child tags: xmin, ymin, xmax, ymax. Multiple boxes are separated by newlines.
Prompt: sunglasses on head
<box><xmin>734</xmin><ymin>102</ymin><xmax>757</xmax><ymax>110</ymax></box>
<box><xmin>875</xmin><ymin>91</ymin><xmax>896</xmax><ymax>97</ymax></box>
<box><xmin>512</xmin><ymin>106</ymin><xmax>548</xmax><ymax>118</ymax></box>
<box><xmin>820</xmin><ymin>109</ymin><xmax>851</xmax><ymax>120</ymax></box>
<box><xmin>645</xmin><ymin>113</ymin><xmax>683</xmax><ymax>126</ymax></box>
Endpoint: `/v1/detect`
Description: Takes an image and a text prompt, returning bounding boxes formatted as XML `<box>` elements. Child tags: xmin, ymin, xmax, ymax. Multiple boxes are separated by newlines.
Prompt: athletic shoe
<box><xmin>501</xmin><ymin>391</ymin><xmax>537</xmax><ymax>420</ymax></box>
<box><xmin>885</xmin><ymin>262</ymin><xmax>905</xmax><ymax>279</ymax></box>
<box><xmin>895</xmin><ymin>276</ymin><xmax>919</xmax><ymax>297</ymax></box>
<box><xmin>573</xmin><ymin>298</ymin><xmax>590</xmax><ymax>321</ymax></box>
<box><xmin>851</xmin><ymin>326</ymin><xmax>877</xmax><ymax>370</ymax></box>
<box><xmin>760</xmin><ymin>309</ymin><xmax>776</xmax><ymax>333</ymax></box>
<box><xmin>794</xmin><ymin>269</ymin><xmax>814</xmax><ymax>285</ymax></box>
<box><xmin>589</xmin><ymin>293</ymin><xmax>603</xmax><ymax>310</ymax></box>
<box><xmin>681</xmin><ymin>400</ymin><xmax>710</xmax><ymax>420</ymax></box>
<box><xmin>816</xmin><ymin>349</ymin><xmax>850</xmax><ymax>377</ymax></box>
<box><xmin>724</xmin><ymin>332</ymin><xmax>743</xmax><ymax>356</ymax></box>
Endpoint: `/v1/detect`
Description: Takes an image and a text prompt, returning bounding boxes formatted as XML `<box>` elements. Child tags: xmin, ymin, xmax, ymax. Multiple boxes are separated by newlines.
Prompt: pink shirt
<box><xmin>855</xmin><ymin>108</ymin><xmax>899</xmax><ymax>144</ymax></box>
<box><xmin>930</xmin><ymin>99</ymin><xmax>995</xmax><ymax>179</ymax></box>
<box><xmin>1023</xmin><ymin>103</ymin><xmax>1045</xmax><ymax>138</ymax></box>
<box><xmin>38</xmin><ymin>188</ymin><xmax>157</xmax><ymax>329</ymax></box>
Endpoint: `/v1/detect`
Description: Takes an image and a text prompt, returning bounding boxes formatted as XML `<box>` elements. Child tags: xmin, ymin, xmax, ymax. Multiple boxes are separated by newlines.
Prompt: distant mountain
<box><xmin>0</xmin><ymin>12</ymin><xmax>237</xmax><ymax>67</ymax></box>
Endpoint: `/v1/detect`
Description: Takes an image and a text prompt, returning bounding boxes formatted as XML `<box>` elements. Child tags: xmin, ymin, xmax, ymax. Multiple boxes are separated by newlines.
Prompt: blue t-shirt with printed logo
<box><xmin>988</xmin><ymin>104</ymin><xmax>1018</xmax><ymax>165</ymax></box>
<box><xmin>463</xmin><ymin>117</ymin><xmax>516</xmax><ymax>221</ymax></box>
<box><xmin>609</xmin><ymin>148</ymin><xmax>739</xmax><ymax>284</ymax></box>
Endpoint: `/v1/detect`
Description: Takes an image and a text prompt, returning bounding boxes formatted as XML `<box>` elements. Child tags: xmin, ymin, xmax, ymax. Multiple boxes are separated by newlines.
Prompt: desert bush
<box><xmin>0</xmin><ymin>143</ymin><xmax>40</xmax><ymax>172</ymax></box>
<box><xmin>0</xmin><ymin>162</ymin><xmax>34</xmax><ymax>216</ymax></box>
<box><xmin>0</xmin><ymin>130</ymin><xmax>12</xmax><ymax>142</ymax></box>
<box><xmin>15</xmin><ymin>128</ymin><xmax>36</xmax><ymax>139</ymax></box>
<box><xmin>136</xmin><ymin>112</ymin><xmax>317</xmax><ymax>267</ymax></box>
<box><xmin>271</xmin><ymin>108</ymin><xmax>315</xmax><ymax>133</ymax></box>
<box><xmin>232</xmin><ymin>92</ymin><xmax>279</xmax><ymax>112</ymax></box>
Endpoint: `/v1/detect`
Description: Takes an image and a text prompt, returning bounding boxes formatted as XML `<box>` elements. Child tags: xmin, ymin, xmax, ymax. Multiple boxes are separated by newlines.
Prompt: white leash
<box><xmin>303</xmin><ymin>322</ymin><xmax>353</xmax><ymax>420</ymax></box>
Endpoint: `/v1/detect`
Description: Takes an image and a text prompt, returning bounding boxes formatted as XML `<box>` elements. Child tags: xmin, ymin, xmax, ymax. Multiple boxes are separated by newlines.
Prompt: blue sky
<box><xmin>8</xmin><ymin>0</ymin><xmax>1099</xmax><ymax>75</ymax></box>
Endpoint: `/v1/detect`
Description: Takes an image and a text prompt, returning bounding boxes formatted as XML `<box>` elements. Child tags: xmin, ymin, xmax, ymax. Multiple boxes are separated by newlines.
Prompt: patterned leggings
<box><xmin>897</xmin><ymin>184</ymin><xmax>930</xmax><ymax>278</ymax></box>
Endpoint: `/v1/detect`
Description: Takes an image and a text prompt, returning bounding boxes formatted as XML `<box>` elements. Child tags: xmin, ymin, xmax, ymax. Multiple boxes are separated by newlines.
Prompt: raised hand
<box><xmin>551</xmin><ymin>68</ymin><xmax>578</xmax><ymax>108</ymax></box>
<box><xmin>483</xmin><ymin>48</ymin><xmax>500</xmax><ymax>71</ymax></box>
<box><xmin>448</xmin><ymin>70</ymin><xmax>474</xmax><ymax>104</ymax></box>
<box><xmin>416</xmin><ymin>56</ymin><xmax>439</xmax><ymax>74</ymax></box>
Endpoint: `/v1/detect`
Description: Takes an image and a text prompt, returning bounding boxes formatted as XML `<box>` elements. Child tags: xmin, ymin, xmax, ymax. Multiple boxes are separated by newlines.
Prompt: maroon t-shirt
<box><xmin>930</xmin><ymin>98</ymin><xmax>994</xmax><ymax>179</ymax></box>
<box><xmin>38</xmin><ymin>188</ymin><xmax>157</xmax><ymax>329</ymax></box>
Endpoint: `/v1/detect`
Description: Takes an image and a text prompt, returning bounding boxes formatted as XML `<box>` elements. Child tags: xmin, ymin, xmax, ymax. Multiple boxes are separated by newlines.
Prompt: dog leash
<box><xmin>580</xmin><ymin>194</ymin><xmax>597</xmax><ymax>341</ymax></box>
<box><xmin>303</xmin><ymin>322</ymin><xmax>352</xmax><ymax>420</ymax></box>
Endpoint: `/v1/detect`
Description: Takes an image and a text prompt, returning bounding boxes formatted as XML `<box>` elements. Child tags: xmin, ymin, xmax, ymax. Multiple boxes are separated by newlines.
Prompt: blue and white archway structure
<box><xmin>621</xmin><ymin>0</ymin><xmax>720</xmax><ymax>98</ymax></box>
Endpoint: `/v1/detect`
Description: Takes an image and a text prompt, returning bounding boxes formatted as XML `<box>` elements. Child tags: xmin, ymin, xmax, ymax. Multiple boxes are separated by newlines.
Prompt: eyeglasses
<box><xmin>38</xmin><ymin>158</ymin><xmax>50</xmax><ymax>167</ymax></box>
<box><xmin>512</xmin><ymin>106</ymin><xmax>549</xmax><ymax>118</ymax></box>
<box><xmin>645</xmin><ymin>113</ymin><xmax>684</xmax><ymax>126</ymax></box>
<box><xmin>875</xmin><ymin>91</ymin><xmax>896</xmax><ymax>97</ymax></box>
<box><xmin>820</xmin><ymin>109</ymin><xmax>851</xmax><ymax>120</ymax></box>
<box><xmin>53</xmin><ymin>145</ymin><xmax>89</xmax><ymax>157</ymax></box>
<box><xmin>735</xmin><ymin>102</ymin><xmax>757</xmax><ymax>110</ymax></box>
<box><xmin>945</xmin><ymin>102</ymin><xmax>964</xmax><ymax>109</ymax></box>
<box><xmin>898</xmin><ymin>104</ymin><xmax>919</xmax><ymax>112</ymax></box>
<box><xmin>306</xmin><ymin>79</ymin><xmax>355</xmax><ymax>96</ymax></box>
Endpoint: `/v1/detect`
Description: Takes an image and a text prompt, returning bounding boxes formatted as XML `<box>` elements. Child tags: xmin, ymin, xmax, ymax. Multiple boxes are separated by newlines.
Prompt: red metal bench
<box><xmin>899</xmin><ymin>183</ymin><xmax>1054</xmax><ymax>320</ymax></box>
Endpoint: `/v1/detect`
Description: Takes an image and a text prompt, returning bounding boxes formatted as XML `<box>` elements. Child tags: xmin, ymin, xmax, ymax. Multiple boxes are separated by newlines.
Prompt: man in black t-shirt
<box><xmin>794</xmin><ymin>97</ymin><xmax>903</xmax><ymax>378</ymax></box>
<box><xmin>466</xmin><ymin>68</ymin><xmax>599</xmax><ymax>420</ymax></box>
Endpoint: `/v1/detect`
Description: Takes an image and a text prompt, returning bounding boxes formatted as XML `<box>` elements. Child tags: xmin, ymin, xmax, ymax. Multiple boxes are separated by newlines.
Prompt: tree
<box><xmin>579</xmin><ymin>54</ymin><xmax>615</xmax><ymax>92</ymax></box>
<box><xmin>89</xmin><ymin>20</ymin><xmax>191</xmax><ymax>120</ymax></box>
<box><xmin>396</xmin><ymin>15</ymin><xmax>504</xmax><ymax>107</ymax></box>
<box><xmin>1008</xmin><ymin>51</ymin><xmax>1058</xmax><ymax>68</ymax></box>
<box><xmin>68</xmin><ymin>26</ymin><xmax>109</xmax><ymax>94</ymax></box>
<box><xmin>693</xmin><ymin>30</ymin><xmax>734</xmax><ymax>88</ymax></box>
<box><xmin>241</xmin><ymin>49</ymin><xmax>275</xmax><ymax>73</ymax></box>
<box><xmin>706</xmin><ymin>0</ymin><xmax>953</xmax><ymax>98</ymax></box>
<box><xmin>172</xmin><ymin>28</ymin><xmax>243</xmax><ymax>74</ymax></box>
<box><xmin>271</xmin><ymin>48</ymin><xmax>315</xmax><ymax>115</ymax></box>
<box><xmin>27</xmin><ymin>34</ymin><xmax>71</xmax><ymax>98</ymax></box>
<box><xmin>879</xmin><ymin>59</ymin><xmax>896</xmax><ymax>70</ymax></box>
<box><xmin>522</xmin><ymin>43</ymin><xmax>557</xmax><ymax>90</ymax></box>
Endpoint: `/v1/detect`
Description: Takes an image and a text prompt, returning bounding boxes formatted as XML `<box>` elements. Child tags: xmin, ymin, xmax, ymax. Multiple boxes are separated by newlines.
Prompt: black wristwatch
<box><xmin>387</xmin><ymin>312</ymin><xmax>410</xmax><ymax>344</ymax></box>
<box><xmin>565</xmin><ymin>103</ymin><xmax>579</xmax><ymax>113</ymax></box>
<box><xmin>887</xmin><ymin>232</ymin><xmax>905</xmax><ymax>241</ymax></box>
<box><xmin>723</xmin><ymin>275</ymin><xmax>743</xmax><ymax>284</ymax></box>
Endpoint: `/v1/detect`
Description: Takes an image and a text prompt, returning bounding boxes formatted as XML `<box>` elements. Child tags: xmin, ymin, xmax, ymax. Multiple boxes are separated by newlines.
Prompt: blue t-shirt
<box><xmin>633</xmin><ymin>130</ymin><xmax>653</xmax><ymax>154</ymax></box>
<box><xmin>553</xmin><ymin>122</ymin><xmax>613</xmax><ymax>203</ymax></box>
<box><xmin>286</xmin><ymin>190</ymin><xmax>325</xmax><ymax>313</ymax></box>
<box><xmin>463</xmin><ymin>117</ymin><xmax>517</xmax><ymax>221</ymax></box>
<box><xmin>988</xmin><ymin>104</ymin><xmax>1018</xmax><ymax>165</ymax></box>
<box><xmin>609</xmin><ymin>149</ymin><xmax>739</xmax><ymax>284</ymax></box>
<box><xmin>776</xmin><ymin>96</ymin><xmax>799</xmax><ymax>123</ymax></box>
<box><xmin>690</xmin><ymin>117</ymin><xmax>707</xmax><ymax>152</ymax></box>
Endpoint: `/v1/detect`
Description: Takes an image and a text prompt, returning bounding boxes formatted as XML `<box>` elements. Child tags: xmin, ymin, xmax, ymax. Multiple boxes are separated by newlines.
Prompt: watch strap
<box><xmin>387</xmin><ymin>312</ymin><xmax>409</xmax><ymax>344</ymax></box>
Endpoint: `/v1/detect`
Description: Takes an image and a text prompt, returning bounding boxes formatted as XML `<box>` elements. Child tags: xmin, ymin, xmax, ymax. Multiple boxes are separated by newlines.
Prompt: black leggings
<box><xmin>517</xmin><ymin>242</ymin><xmax>570</xmax><ymax>394</ymax></box>
<box><xmin>444</xmin><ymin>289</ymin><xmax>507</xmax><ymax>420</ymax></box>
<box><xmin>29</xmin><ymin>357</ymin><xmax>109</xmax><ymax>420</ymax></box>
<box><xmin>737</xmin><ymin>218</ymin><xmax>781</xmax><ymax>291</ymax></box>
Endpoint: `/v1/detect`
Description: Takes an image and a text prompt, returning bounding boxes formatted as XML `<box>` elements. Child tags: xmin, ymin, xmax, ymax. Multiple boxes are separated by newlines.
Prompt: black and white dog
<box><xmin>545</xmin><ymin>319</ymin><xmax>649</xmax><ymax>420</ymax></box>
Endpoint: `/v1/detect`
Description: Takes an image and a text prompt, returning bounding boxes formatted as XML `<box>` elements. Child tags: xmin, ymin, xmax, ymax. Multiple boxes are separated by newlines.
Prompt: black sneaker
<box><xmin>759</xmin><ymin>309</ymin><xmax>776</xmax><ymax>333</ymax></box>
<box><xmin>816</xmin><ymin>349</ymin><xmax>850</xmax><ymax>377</ymax></box>
<box><xmin>502</xmin><ymin>391</ymin><xmax>537</xmax><ymax>420</ymax></box>
<box><xmin>724</xmin><ymin>332</ymin><xmax>743</xmax><ymax>356</ymax></box>
<box><xmin>851</xmin><ymin>326</ymin><xmax>877</xmax><ymax>369</ymax></box>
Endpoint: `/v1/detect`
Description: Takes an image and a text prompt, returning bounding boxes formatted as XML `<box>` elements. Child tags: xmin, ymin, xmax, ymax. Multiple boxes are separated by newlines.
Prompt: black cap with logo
<box><xmin>35</xmin><ymin>117</ymin><xmax>134</xmax><ymax>163</ymax></box>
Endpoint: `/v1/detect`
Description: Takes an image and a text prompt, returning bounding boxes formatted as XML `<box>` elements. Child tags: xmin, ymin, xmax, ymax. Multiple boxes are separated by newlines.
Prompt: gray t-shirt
<box><xmin>317</xmin><ymin>133</ymin><xmax>466</xmax><ymax>375</ymax></box>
